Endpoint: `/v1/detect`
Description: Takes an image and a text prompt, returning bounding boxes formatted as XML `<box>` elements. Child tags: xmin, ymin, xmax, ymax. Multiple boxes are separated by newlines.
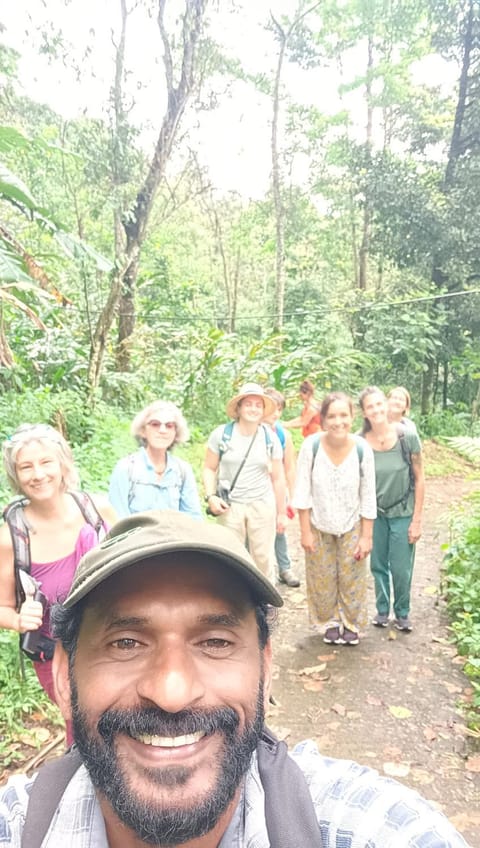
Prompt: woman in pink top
<box><xmin>0</xmin><ymin>424</ymin><xmax>117</xmax><ymax>743</ymax></box>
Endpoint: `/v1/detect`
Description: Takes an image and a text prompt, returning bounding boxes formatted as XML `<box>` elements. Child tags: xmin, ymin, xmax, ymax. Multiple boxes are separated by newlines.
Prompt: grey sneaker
<box><xmin>394</xmin><ymin>617</ymin><xmax>412</xmax><ymax>632</ymax></box>
<box><xmin>372</xmin><ymin>613</ymin><xmax>389</xmax><ymax>627</ymax></box>
<box><xmin>279</xmin><ymin>569</ymin><xmax>300</xmax><ymax>588</ymax></box>
<box><xmin>340</xmin><ymin>628</ymin><xmax>359</xmax><ymax>646</ymax></box>
<box><xmin>323</xmin><ymin>626</ymin><xmax>342</xmax><ymax>644</ymax></box>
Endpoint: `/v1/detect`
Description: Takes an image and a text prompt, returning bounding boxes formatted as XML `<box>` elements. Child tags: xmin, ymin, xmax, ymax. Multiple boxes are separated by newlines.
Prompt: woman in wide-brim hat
<box><xmin>203</xmin><ymin>382</ymin><xmax>287</xmax><ymax>582</ymax></box>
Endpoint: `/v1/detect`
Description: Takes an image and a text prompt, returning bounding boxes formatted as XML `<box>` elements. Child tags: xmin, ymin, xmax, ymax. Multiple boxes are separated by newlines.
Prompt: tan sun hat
<box><xmin>226</xmin><ymin>382</ymin><xmax>277</xmax><ymax>420</ymax></box>
<box><xmin>64</xmin><ymin>510</ymin><xmax>283</xmax><ymax>609</ymax></box>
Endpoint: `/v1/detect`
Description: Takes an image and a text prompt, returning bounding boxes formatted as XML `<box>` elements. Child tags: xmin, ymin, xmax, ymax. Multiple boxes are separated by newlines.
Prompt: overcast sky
<box><xmin>2</xmin><ymin>1</ymin><xmax>456</xmax><ymax>198</ymax></box>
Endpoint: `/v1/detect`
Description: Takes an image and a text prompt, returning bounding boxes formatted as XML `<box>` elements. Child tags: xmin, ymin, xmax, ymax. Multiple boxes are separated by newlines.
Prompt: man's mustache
<box><xmin>97</xmin><ymin>705</ymin><xmax>240</xmax><ymax>743</ymax></box>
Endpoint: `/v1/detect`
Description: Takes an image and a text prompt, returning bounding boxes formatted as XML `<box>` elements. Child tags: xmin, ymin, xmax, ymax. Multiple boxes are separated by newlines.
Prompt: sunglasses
<box><xmin>146</xmin><ymin>420</ymin><xmax>176</xmax><ymax>430</ymax></box>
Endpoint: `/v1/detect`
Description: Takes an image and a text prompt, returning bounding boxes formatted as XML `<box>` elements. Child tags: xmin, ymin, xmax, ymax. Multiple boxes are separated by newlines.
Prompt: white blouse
<box><xmin>292</xmin><ymin>434</ymin><xmax>377</xmax><ymax>535</ymax></box>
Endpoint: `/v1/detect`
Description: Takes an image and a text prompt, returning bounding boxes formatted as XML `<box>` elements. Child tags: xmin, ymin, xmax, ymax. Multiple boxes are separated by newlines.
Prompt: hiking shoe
<box><xmin>340</xmin><ymin>628</ymin><xmax>359</xmax><ymax>646</ymax></box>
<box><xmin>323</xmin><ymin>626</ymin><xmax>342</xmax><ymax>644</ymax></box>
<box><xmin>372</xmin><ymin>613</ymin><xmax>389</xmax><ymax>627</ymax></box>
<box><xmin>279</xmin><ymin>569</ymin><xmax>300</xmax><ymax>588</ymax></box>
<box><xmin>394</xmin><ymin>617</ymin><xmax>412</xmax><ymax>632</ymax></box>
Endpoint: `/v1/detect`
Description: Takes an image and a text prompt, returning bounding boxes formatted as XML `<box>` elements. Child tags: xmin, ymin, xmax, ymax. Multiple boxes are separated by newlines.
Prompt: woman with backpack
<box><xmin>387</xmin><ymin>386</ymin><xmax>419</xmax><ymax>435</ymax></box>
<box><xmin>359</xmin><ymin>386</ymin><xmax>424</xmax><ymax>632</ymax></box>
<box><xmin>293</xmin><ymin>392</ymin><xmax>376</xmax><ymax>645</ymax></box>
<box><xmin>0</xmin><ymin>423</ymin><xmax>116</xmax><ymax>740</ymax></box>
<box><xmin>108</xmin><ymin>400</ymin><xmax>202</xmax><ymax>519</ymax></box>
<box><xmin>203</xmin><ymin>382</ymin><xmax>287</xmax><ymax>581</ymax></box>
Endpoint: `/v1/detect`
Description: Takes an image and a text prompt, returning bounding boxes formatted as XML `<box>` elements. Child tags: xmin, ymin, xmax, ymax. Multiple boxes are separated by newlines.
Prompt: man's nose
<box><xmin>136</xmin><ymin>645</ymin><xmax>206</xmax><ymax>713</ymax></box>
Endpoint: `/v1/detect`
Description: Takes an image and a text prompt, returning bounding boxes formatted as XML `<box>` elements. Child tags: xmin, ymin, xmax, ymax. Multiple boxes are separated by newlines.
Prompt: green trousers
<box><xmin>370</xmin><ymin>514</ymin><xmax>415</xmax><ymax>619</ymax></box>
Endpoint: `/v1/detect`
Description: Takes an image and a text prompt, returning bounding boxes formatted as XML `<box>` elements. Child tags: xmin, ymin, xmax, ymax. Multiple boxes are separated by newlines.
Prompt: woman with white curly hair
<box><xmin>108</xmin><ymin>400</ymin><xmax>202</xmax><ymax>519</ymax></box>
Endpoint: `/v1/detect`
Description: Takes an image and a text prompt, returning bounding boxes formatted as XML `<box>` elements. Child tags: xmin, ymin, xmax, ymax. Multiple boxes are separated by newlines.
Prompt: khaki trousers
<box><xmin>218</xmin><ymin>500</ymin><xmax>276</xmax><ymax>582</ymax></box>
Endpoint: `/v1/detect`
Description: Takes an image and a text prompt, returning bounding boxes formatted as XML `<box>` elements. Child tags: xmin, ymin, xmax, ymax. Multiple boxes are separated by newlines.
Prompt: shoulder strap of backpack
<box><xmin>274</xmin><ymin>422</ymin><xmax>286</xmax><ymax>452</ymax></box>
<box><xmin>127</xmin><ymin>452</ymin><xmax>142</xmax><ymax>510</ymax></box>
<box><xmin>68</xmin><ymin>491</ymin><xmax>106</xmax><ymax>539</ymax></box>
<box><xmin>396</xmin><ymin>426</ymin><xmax>415</xmax><ymax>489</ymax></box>
<box><xmin>218</xmin><ymin>421</ymin><xmax>234</xmax><ymax>462</ymax></box>
<box><xmin>261</xmin><ymin>423</ymin><xmax>273</xmax><ymax>458</ymax></box>
<box><xmin>258</xmin><ymin>728</ymin><xmax>323</xmax><ymax>847</ymax></box>
<box><xmin>354</xmin><ymin>436</ymin><xmax>364</xmax><ymax>477</ymax></box>
<box><xmin>22</xmin><ymin>747</ymin><xmax>83</xmax><ymax>848</ymax></box>
<box><xmin>3</xmin><ymin>498</ymin><xmax>31</xmax><ymax>607</ymax></box>
<box><xmin>310</xmin><ymin>433</ymin><xmax>320</xmax><ymax>472</ymax></box>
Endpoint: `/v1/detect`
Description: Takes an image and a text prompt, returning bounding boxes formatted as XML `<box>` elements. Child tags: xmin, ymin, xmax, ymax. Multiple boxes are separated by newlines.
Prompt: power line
<box><xmin>211</xmin><ymin>286</ymin><xmax>480</xmax><ymax>325</ymax></box>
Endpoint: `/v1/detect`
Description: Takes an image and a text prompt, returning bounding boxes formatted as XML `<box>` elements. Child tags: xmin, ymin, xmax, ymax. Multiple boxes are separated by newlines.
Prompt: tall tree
<box><xmin>421</xmin><ymin>0</ymin><xmax>480</xmax><ymax>413</ymax></box>
<box><xmin>269</xmin><ymin>2</ymin><xmax>320</xmax><ymax>332</ymax></box>
<box><xmin>89</xmin><ymin>0</ymin><xmax>208</xmax><ymax>386</ymax></box>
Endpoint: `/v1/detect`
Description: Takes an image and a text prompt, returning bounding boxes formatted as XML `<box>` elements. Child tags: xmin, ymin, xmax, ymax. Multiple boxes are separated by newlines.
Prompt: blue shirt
<box><xmin>108</xmin><ymin>447</ymin><xmax>202</xmax><ymax>520</ymax></box>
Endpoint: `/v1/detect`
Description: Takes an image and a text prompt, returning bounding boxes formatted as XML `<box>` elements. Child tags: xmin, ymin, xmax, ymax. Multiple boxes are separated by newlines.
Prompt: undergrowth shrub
<box><xmin>0</xmin><ymin>631</ymin><xmax>62</xmax><ymax>764</ymax></box>
<box><xmin>442</xmin><ymin>493</ymin><xmax>480</xmax><ymax>729</ymax></box>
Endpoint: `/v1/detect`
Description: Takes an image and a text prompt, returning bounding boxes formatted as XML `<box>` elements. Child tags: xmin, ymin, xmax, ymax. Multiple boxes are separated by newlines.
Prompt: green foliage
<box><xmin>0</xmin><ymin>631</ymin><xmax>62</xmax><ymax>761</ymax></box>
<box><xmin>443</xmin><ymin>437</ymin><xmax>480</xmax><ymax>464</ymax></box>
<box><xmin>443</xmin><ymin>495</ymin><xmax>480</xmax><ymax>727</ymax></box>
<box><xmin>421</xmin><ymin>410</ymin><xmax>480</xmax><ymax>439</ymax></box>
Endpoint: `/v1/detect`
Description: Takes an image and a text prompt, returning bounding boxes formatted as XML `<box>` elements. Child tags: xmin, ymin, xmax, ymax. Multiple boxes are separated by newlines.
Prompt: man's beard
<box><xmin>70</xmin><ymin>679</ymin><xmax>265</xmax><ymax>847</ymax></box>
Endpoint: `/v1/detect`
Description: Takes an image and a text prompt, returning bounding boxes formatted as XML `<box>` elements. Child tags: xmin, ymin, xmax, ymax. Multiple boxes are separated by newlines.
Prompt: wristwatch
<box><xmin>204</xmin><ymin>493</ymin><xmax>216</xmax><ymax>502</ymax></box>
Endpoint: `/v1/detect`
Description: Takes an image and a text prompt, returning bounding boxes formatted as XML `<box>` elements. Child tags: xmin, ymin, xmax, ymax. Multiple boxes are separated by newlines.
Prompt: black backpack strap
<box><xmin>22</xmin><ymin>747</ymin><xmax>83</xmax><ymax>848</ymax></box>
<box><xmin>257</xmin><ymin>728</ymin><xmax>323</xmax><ymax>847</ymax></box>
<box><xmin>68</xmin><ymin>491</ymin><xmax>106</xmax><ymax>539</ymax></box>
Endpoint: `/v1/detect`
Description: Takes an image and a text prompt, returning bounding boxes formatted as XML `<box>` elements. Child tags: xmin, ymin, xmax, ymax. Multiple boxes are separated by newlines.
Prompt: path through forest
<box><xmin>269</xmin><ymin>472</ymin><xmax>480</xmax><ymax>846</ymax></box>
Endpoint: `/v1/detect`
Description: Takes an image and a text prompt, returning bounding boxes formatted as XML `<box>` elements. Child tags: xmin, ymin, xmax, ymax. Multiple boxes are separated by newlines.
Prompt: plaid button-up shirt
<box><xmin>0</xmin><ymin>740</ymin><xmax>470</xmax><ymax>847</ymax></box>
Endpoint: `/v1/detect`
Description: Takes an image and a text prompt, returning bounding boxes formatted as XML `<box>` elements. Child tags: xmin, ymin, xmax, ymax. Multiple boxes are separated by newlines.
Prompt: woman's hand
<box><xmin>300</xmin><ymin>527</ymin><xmax>315</xmax><ymax>553</ymax></box>
<box><xmin>408</xmin><ymin>519</ymin><xmax>422</xmax><ymax>544</ymax></box>
<box><xmin>276</xmin><ymin>513</ymin><xmax>287</xmax><ymax>535</ymax></box>
<box><xmin>206</xmin><ymin>494</ymin><xmax>230</xmax><ymax>516</ymax></box>
<box><xmin>354</xmin><ymin>535</ymin><xmax>373</xmax><ymax>561</ymax></box>
<box><xmin>17</xmin><ymin>598</ymin><xmax>43</xmax><ymax>634</ymax></box>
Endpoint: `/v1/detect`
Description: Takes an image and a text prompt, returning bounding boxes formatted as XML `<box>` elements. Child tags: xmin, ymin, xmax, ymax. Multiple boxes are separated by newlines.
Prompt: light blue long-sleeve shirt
<box><xmin>108</xmin><ymin>447</ymin><xmax>202</xmax><ymax>520</ymax></box>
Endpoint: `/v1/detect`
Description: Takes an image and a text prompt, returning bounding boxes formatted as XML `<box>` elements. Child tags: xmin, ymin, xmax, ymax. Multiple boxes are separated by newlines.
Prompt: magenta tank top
<box><xmin>31</xmin><ymin>523</ymin><xmax>102</xmax><ymax>638</ymax></box>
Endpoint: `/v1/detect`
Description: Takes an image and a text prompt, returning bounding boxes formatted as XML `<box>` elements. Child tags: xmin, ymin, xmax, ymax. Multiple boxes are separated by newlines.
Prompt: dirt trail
<box><xmin>269</xmin><ymin>475</ymin><xmax>480</xmax><ymax>846</ymax></box>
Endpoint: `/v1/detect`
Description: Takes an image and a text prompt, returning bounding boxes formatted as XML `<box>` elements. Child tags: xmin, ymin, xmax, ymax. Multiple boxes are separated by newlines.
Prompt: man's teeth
<box><xmin>135</xmin><ymin>731</ymin><xmax>206</xmax><ymax>747</ymax></box>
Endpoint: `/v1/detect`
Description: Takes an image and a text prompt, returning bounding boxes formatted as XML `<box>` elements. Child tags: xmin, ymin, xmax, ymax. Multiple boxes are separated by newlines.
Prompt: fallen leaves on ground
<box><xmin>410</xmin><ymin>767</ymin><xmax>435</xmax><ymax>785</ymax></box>
<box><xmin>366</xmin><ymin>694</ymin><xmax>384</xmax><ymax>707</ymax></box>
<box><xmin>449</xmin><ymin>812</ymin><xmax>480</xmax><ymax>833</ymax></box>
<box><xmin>423</xmin><ymin>585</ymin><xmax>438</xmax><ymax>596</ymax></box>
<box><xmin>303</xmin><ymin>680</ymin><xmax>325</xmax><ymax>692</ymax></box>
<box><xmin>267</xmin><ymin>725</ymin><xmax>291</xmax><ymax>742</ymax></box>
<box><xmin>316</xmin><ymin>654</ymin><xmax>337</xmax><ymax>662</ymax></box>
<box><xmin>423</xmin><ymin>726</ymin><xmax>438</xmax><ymax>742</ymax></box>
<box><xmin>298</xmin><ymin>663</ymin><xmax>327</xmax><ymax>677</ymax></box>
<box><xmin>17</xmin><ymin>727</ymin><xmax>51</xmax><ymax>747</ymax></box>
<box><xmin>441</xmin><ymin>681</ymin><xmax>463</xmax><ymax>695</ymax></box>
<box><xmin>331</xmin><ymin>703</ymin><xmax>346</xmax><ymax>717</ymax></box>
<box><xmin>465</xmin><ymin>755</ymin><xmax>480</xmax><ymax>773</ymax></box>
<box><xmin>389</xmin><ymin>705</ymin><xmax>413</xmax><ymax>719</ymax></box>
<box><xmin>297</xmin><ymin>662</ymin><xmax>330</xmax><ymax>690</ymax></box>
<box><xmin>383</xmin><ymin>761</ymin><xmax>411</xmax><ymax>777</ymax></box>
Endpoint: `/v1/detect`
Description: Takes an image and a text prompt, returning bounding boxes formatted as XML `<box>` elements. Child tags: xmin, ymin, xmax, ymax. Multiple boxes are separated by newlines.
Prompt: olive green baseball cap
<box><xmin>65</xmin><ymin>510</ymin><xmax>283</xmax><ymax>608</ymax></box>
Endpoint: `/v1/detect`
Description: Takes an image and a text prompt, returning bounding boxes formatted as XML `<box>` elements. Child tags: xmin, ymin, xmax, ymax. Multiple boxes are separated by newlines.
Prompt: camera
<box><xmin>205</xmin><ymin>480</ymin><xmax>231</xmax><ymax>515</ymax></box>
<box><xmin>216</xmin><ymin>479</ymin><xmax>231</xmax><ymax>504</ymax></box>
<box><xmin>19</xmin><ymin>587</ymin><xmax>55</xmax><ymax>662</ymax></box>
